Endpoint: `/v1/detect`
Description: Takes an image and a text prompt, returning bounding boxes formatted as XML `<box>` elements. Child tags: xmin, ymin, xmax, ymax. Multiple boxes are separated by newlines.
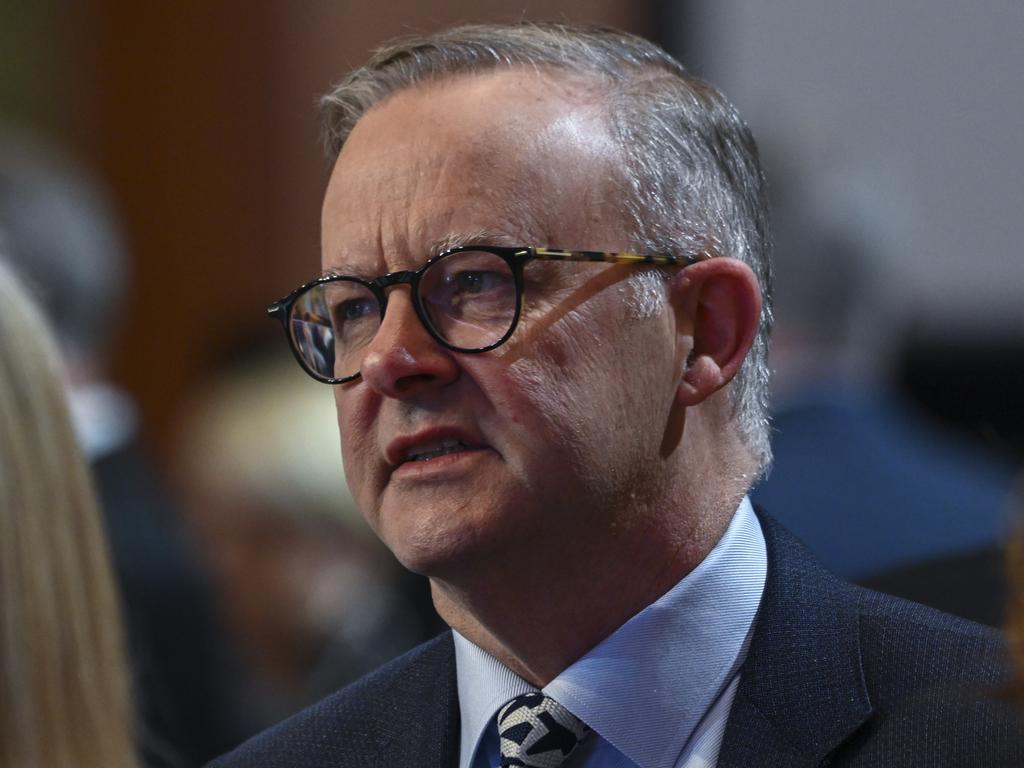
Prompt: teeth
<box><xmin>407</xmin><ymin>438</ymin><xmax>469</xmax><ymax>462</ymax></box>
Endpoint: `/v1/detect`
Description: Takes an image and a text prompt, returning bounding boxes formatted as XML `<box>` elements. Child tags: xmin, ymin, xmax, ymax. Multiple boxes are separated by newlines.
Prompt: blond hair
<box><xmin>0</xmin><ymin>259</ymin><xmax>136</xmax><ymax>767</ymax></box>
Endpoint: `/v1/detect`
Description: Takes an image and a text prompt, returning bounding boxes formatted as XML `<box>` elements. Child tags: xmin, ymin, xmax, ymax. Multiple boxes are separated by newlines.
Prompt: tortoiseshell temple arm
<box><xmin>530</xmin><ymin>247</ymin><xmax>708</xmax><ymax>267</ymax></box>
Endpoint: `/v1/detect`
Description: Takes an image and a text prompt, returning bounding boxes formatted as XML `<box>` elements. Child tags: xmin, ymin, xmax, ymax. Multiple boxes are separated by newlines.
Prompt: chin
<box><xmin>384</xmin><ymin>514</ymin><xmax>504</xmax><ymax>581</ymax></box>
<box><xmin>391</xmin><ymin>540</ymin><xmax>475</xmax><ymax>580</ymax></box>
<box><xmin>375</xmin><ymin>485</ymin><xmax>504</xmax><ymax>565</ymax></box>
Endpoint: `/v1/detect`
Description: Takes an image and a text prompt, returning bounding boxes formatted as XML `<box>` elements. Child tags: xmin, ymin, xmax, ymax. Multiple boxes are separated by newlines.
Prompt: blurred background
<box><xmin>0</xmin><ymin>1</ymin><xmax>1020</xmax><ymax>764</ymax></box>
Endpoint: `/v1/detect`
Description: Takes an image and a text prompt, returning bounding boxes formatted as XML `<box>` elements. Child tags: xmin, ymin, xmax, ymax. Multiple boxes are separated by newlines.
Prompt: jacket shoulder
<box><xmin>721</xmin><ymin>510</ymin><xmax>1023</xmax><ymax>767</ymax></box>
<box><xmin>207</xmin><ymin>632</ymin><xmax>456</xmax><ymax>768</ymax></box>
<box><xmin>837</xmin><ymin>588</ymin><xmax>1023</xmax><ymax>765</ymax></box>
<box><xmin>853</xmin><ymin>584</ymin><xmax>1010</xmax><ymax>701</ymax></box>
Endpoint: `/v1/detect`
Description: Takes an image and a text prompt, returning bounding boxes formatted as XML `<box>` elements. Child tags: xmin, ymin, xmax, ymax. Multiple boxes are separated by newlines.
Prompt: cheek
<box><xmin>501</xmin><ymin>331</ymin><xmax>616</xmax><ymax>459</ymax></box>
<box><xmin>501</xmin><ymin>308</ymin><xmax>675</xmax><ymax>462</ymax></box>
<box><xmin>334</xmin><ymin>389</ymin><xmax>379</xmax><ymax>513</ymax></box>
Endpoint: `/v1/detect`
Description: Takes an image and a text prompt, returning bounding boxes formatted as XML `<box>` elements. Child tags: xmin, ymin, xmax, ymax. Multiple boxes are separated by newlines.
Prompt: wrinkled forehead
<box><xmin>346</xmin><ymin>67</ymin><xmax>616</xmax><ymax>163</ymax></box>
<box><xmin>320</xmin><ymin>69</ymin><xmax>631</xmax><ymax>270</ymax></box>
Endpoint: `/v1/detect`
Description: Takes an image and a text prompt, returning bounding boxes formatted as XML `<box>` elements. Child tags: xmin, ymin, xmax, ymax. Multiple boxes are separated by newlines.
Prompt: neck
<box><xmin>431</xmin><ymin>398</ymin><xmax>757</xmax><ymax>686</ymax></box>
<box><xmin>431</xmin><ymin>480</ymin><xmax>741</xmax><ymax>686</ymax></box>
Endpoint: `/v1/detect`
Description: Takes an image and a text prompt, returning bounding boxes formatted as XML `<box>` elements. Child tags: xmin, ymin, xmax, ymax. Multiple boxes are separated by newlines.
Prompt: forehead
<box><xmin>320</xmin><ymin>69</ymin><xmax>628</xmax><ymax>271</ymax></box>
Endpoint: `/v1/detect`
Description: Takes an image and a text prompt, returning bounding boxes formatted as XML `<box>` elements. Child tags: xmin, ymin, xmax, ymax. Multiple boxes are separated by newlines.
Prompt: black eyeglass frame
<box><xmin>268</xmin><ymin>245</ymin><xmax>707</xmax><ymax>385</ymax></box>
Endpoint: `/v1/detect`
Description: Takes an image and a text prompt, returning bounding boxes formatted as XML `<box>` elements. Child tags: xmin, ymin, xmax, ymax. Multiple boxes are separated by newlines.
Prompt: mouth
<box><xmin>404</xmin><ymin>437</ymin><xmax>477</xmax><ymax>462</ymax></box>
<box><xmin>386</xmin><ymin>429</ymin><xmax>492</xmax><ymax>470</ymax></box>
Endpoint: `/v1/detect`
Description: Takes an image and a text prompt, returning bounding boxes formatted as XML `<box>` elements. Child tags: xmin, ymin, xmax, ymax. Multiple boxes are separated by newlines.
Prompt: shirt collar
<box><xmin>454</xmin><ymin>497</ymin><xmax>767</xmax><ymax>768</ymax></box>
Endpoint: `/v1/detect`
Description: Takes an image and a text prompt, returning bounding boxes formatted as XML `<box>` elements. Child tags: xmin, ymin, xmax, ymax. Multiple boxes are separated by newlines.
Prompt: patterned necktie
<box><xmin>496</xmin><ymin>691</ymin><xmax>589</xmax><ymax>768</ymax></box>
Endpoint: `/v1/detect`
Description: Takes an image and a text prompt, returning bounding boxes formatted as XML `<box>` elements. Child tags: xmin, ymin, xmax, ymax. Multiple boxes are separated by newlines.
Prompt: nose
<box><xmin>358</xmin><ymin>289</ymin><xmax>459</xmax><ymax>397</ymax></box>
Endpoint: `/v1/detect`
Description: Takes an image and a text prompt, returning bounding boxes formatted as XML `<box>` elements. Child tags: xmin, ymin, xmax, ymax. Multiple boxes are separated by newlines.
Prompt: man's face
<box><xmin>321</xmin><ymin>70</ymin><xmax>682</xmax><ymax>580</ymax></box>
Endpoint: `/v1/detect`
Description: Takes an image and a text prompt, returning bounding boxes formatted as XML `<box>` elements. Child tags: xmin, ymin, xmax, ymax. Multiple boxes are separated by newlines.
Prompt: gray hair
<box><xmin>319</xmin><ymin>22</ymin><xmax>774</xmax><ymax>471</ymax></box>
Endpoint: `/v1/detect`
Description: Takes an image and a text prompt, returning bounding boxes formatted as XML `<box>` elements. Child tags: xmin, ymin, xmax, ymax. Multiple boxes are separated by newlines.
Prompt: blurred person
<box><xmin>0</xmin><ymin>258</ymin><xmax>137</xmax><ymax>767</ymax></box>
<box><xmin>0</xmin><ymin>136</ymin><xmax>241</xmax><ymax>766</ymax></box>
<box><xmin>176</xmin><ymin>351</ymin><xmax>442</xmax><ymax>728</ymax></box>
<box><xmin>212</xmin><ymin>23</ymin><xmax>1023</xmax><ymax>768</ymax></box>
<box><xmin>752</xmin><ymin>169</ymin><xmax>1017</xmax><ymax>607</ymax></box>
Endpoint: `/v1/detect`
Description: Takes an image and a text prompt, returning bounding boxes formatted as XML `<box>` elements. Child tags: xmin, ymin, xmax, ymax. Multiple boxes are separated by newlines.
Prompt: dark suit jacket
<box><xmin>210</xmin><ymin>512</ymin><xmax>1024</xmax><ymax>767</ymax></box>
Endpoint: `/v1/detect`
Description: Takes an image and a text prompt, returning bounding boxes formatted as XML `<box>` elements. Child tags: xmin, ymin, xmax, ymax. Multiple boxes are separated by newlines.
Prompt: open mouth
<box><xmin>387</xmin><ymin>429</ymin><xmax>492</xmax><ymax>473</ymax></box>
<box><xmin>405</xmin><ymin>438</ymin><xmax>475</xmax><ymax>462</ymax></box>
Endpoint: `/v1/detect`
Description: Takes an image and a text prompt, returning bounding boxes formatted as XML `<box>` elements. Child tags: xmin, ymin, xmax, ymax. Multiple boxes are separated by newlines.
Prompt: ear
<box><xmin>670</xmin><ymin>257</ymin><xmax>762</xmax><ymax>408</ymax></box>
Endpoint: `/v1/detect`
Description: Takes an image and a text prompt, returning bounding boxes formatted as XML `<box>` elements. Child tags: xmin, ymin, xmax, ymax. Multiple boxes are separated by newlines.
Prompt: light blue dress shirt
<box><xmin>454</xmin><ymin>497</ymin><xmax>767</xmax><ymax>768</ymax></box>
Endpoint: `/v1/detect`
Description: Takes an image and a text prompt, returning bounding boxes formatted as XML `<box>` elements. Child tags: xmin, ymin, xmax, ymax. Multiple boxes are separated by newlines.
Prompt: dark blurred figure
<box><xmin>860</xmin><ymin>542</ymin><xmax>1010</xmax><ymax>628</ymax></box>
<box><xmin>0</xmin><ymin>135</ymin><xmax>243</xmax><ymax>766</ymax></box>
<box><xmin>175</xmin><ymin>353</ymin><xmax>442</xmax><ymax>731</ymax></box>
<box><xmin>858</xmin><ymin>473</ymin><xmax>1024</xmax><ymax>631</ymax></box>
<box><xmin>752</xmin><ymin>171</ymin><xmax>1017</xmax><ymax>613</ymax></box>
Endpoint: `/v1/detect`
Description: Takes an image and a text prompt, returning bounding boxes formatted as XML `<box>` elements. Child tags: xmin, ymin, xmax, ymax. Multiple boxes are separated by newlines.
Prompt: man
<box><xmin>213</xmin><ymin>23</ymin><xmax>1021</xmax><ymax>768</ymax></box>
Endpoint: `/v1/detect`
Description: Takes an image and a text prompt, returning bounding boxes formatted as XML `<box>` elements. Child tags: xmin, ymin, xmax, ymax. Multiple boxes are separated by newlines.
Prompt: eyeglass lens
<box><xmin>288</xmin><ymin>249</ymin><xmax>518</xmax><ymax>381</ymax></box>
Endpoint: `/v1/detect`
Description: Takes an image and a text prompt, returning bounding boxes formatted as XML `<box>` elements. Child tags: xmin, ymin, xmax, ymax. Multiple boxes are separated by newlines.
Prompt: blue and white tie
<box><xmin>496</xmin><ymin>692</ymin><xmax>589</xmax><ymax>768</ymax></box>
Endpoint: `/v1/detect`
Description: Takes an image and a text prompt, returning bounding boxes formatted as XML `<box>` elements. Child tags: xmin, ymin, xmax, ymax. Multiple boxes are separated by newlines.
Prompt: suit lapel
<box><xmin>718</xmin><ymin>511</ymin><xmax>873</xmax><ymax>767</ymax></box>
<box><xmin>371</xmin><ymin>632</ymin><xmax>460</xmax><ymax>768</ymax></box>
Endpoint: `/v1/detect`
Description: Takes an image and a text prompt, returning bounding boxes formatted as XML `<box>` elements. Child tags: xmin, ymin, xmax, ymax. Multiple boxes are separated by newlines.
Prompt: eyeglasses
<box><xmin>268</xmin><ymin>245</ymin><xmax>705</xmax><ymax>384</ymax></box>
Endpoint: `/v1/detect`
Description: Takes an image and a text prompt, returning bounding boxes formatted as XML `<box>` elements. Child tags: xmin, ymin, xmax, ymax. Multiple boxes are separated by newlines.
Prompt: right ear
<box><xmin>668</xmin><ymin>257</ymin><xmax>762</xmax><ymax>409</ymax></box>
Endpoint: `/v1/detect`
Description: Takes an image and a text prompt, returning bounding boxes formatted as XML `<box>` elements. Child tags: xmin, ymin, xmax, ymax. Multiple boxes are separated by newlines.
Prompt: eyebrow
<box><xmin>321</xmin><ymin>264</ymin><xmax>367</xmax><ymax>279</ymax></box>
<box><xmin>427</xmin><ymin>229</ymin><xmax>507</xmax><ymax>256</ymax></box>
<box><xmin>321</xmin><ymin>229</ymin><xmax>514</xmax><ymax>279</ymax></box>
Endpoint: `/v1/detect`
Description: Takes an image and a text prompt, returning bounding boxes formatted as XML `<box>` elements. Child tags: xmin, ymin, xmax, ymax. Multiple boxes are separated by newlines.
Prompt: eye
<box><xmin>323</xmin><ymin>283</ymin><xmax>380</xmax><ymax>340</ymax></box>
<box><xmin>420</xmin><ymin>249</ymin><xmax>516</xmax><ymax>321</ymax></box>
<box><xmin>335</xmin><ymin>297</ymin><xmax>377</xmax><ymax>322</ymax></box>
<box><xmin>447</xmin><ymin>269</ymin><xmax>509</xmax><ymax>296</ymax></box>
